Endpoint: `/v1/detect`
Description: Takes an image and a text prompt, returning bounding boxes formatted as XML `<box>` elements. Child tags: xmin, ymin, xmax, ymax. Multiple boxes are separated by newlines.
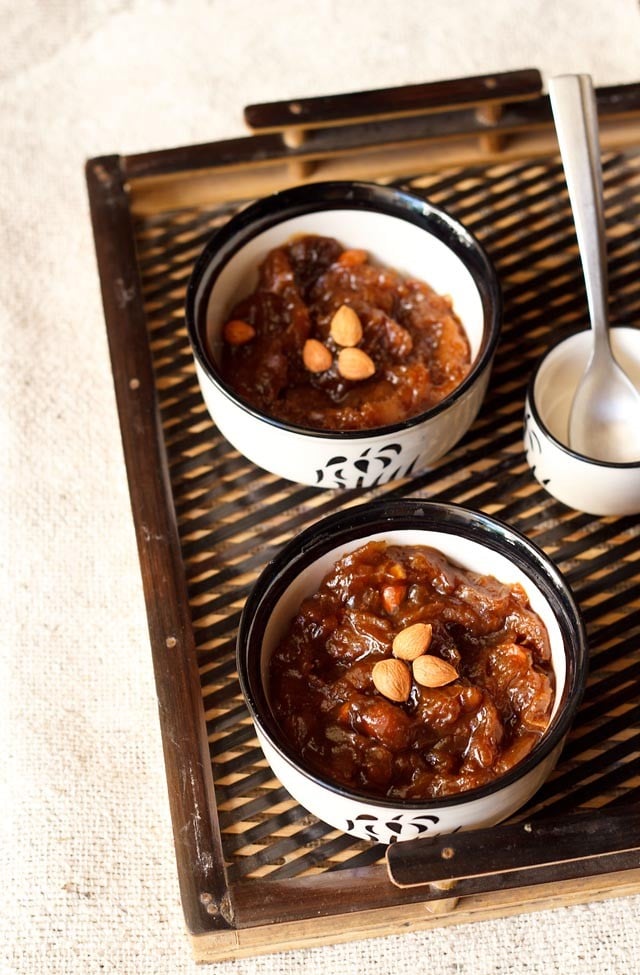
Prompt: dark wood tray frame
<box><xmin>86</xmin><ymin>69</ymin><xmax>640</xmax><ymax>962</ymax></box>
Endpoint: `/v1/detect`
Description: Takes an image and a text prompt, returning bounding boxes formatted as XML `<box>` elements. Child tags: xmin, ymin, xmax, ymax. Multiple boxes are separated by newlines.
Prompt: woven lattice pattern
<box><xmin>134</xmin><ymin>151</ymin><xmax>640</xmax><ymax>884</ymax></box>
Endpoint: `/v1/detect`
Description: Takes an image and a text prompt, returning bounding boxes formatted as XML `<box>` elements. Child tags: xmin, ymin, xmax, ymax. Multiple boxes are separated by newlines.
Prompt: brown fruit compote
<box><xmin>219</xmin><ymin>235</ymin><xmax>471</xmax><ymax>431</ymax></box>
<box><xmin>268</xmin><ymin>541</ymin><xmax>555</xmax><ymax>800</ymax></box>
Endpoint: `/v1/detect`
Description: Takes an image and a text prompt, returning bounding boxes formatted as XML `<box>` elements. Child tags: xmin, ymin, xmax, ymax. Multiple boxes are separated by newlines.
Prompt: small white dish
<box><xmin>524</xmin><ymin>328</ymin><xmax>640</xmax><ymax>516</ymax></box>
<box><xmin>185</xmin><ymin>181</ymin><xmax>501</xmax><ymax>489</ymax></box>
<box><xmin>237</xmin><ymin>500</ymin><xmax>587</xmax><ymax>844</ymax></box>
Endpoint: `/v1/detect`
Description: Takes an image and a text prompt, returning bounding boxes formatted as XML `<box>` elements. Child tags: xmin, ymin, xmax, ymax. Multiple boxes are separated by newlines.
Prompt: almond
<box><xmin>412</xmin><ymin>655</ymin><xmax>458</xmax><ymax>688</ymax></box>
<box><xmin>392</xmin><ymin>622</ymin><xmax>433</xmax><ymax>660</ymax></box>
<box><xmin>337</xmin><ymin>347</ymin><xmax>375</xmax><ymax>381</ymax></box>
<box><xmin>372</xmin><ymin>658</ymin><xmax>411</xmax><ymax>703</ymax></box>
<box><xmin>302</xmin><ymin>338</ymin><xmax>332</xmax><ymax>373</ymax></box>
<box><xmin>223</xmin><ymin>319</ymin><xmax>256</xmax><ymax>345</ymax></box>
<box><xmin>329</xmin><ymin>304</ymin><xmax>363</xmax><ymax>347</ymax></box>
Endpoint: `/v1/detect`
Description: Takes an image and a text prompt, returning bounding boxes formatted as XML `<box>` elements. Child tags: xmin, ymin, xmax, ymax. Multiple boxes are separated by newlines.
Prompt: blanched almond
<box><xmin>223</xmin><ymin>319</ymin><xmax>256</xmax><ymax>345</ymax></box>
<box><xmin>372</xmin><ymin>658</ymin><xmax>411</xmax><ymax>703</ymax></box>
<box><xmin>337</xmin><ymin>347</ymin><xmax>375</xmax><ymax>381</ymax></box>
<box><xmin>392</xmin><ymin>622</ymin><xmax>433</xmax><ymax>660</ymax></box>
<box><xmin>330</xmin><ymin>305</ymin><xmax>363</xmax><ymax>347</ymax></box>
<box><xmin>412</xmin><ymin>655</ymin><xmax>458</xmax><ymax>688</ymax></box>
<box><xmin>302</xmin><ymin>338</ymin><xmax>332</xmax><ymax>373</ymax></box>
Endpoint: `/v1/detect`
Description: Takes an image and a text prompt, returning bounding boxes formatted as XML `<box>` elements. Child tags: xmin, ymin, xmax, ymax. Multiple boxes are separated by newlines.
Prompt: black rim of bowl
<box><xmin>185</xmin><ymin>180</ymin><xmax>502</xmax><ymax>440</ymax></box>
<box><xmin>237</xmin><ymin>498</ymin><xmax>589</xmax><ymax>810</ymax></box>
<box><xmin>526</xmin><ymin>327</ymin><xmax>640</xmax><ymax>470</ymax></box>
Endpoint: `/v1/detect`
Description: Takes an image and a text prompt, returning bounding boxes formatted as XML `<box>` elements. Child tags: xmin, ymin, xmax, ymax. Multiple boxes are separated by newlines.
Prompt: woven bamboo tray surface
<box><xmin>132</xmin><ymin>147</ymin><xmax>640</xmax><ymax>897</ymax></box>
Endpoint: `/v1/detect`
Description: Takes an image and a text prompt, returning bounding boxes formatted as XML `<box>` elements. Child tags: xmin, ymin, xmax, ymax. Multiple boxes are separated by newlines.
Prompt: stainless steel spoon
<box><xmin>548</xmin><ymin>73</ymin><xmax>640</xmax><ymax>463</ymax></box>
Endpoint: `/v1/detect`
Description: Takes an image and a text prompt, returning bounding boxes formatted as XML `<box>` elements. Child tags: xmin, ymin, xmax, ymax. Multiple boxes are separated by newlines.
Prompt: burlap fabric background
<box><xmin>3</xmin><ymin>1</ymin><xmax>640</xmax><ymax>972</ymax></box>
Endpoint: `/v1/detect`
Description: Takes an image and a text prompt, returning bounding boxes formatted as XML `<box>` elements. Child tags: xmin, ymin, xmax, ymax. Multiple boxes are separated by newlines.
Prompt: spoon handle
<box><xmin>548</xmin><ymin>74</ymin><xmax>610</xmax><ymax>352</ymax></box>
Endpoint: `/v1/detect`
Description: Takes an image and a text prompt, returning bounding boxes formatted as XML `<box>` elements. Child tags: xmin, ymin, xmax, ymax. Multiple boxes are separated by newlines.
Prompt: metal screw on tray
<box><xmin>548</xmin><ymin>73</ymin><xmax>640</xmax><ymax>463</ymax></box>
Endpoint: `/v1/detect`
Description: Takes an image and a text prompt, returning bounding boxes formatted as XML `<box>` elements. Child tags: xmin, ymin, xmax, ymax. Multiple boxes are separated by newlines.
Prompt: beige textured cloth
<box><xmin>3</xmin><ymin>1</ymin><xmax>640</xmax><ymax>972</ymax></box>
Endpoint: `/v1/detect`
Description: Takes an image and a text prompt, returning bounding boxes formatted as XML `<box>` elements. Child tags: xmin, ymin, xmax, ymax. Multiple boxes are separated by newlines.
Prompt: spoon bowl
<box><xmin>568</xmin><ymin>349</ymin><xmax>640</xmax><ymax>463</ymax></box>
<box><xmin>549</xmin><ymin>73</ymin><xmax>640</xmax><ymax>464</ymax></box>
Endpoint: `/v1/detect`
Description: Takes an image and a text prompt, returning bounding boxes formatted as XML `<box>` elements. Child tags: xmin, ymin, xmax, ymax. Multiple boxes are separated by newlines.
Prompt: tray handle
<box><xmin>244</xmin><ymin>69</ymin><xmax>542</xmax><ymax>179</ymax></box>
<box><xmin>386</xmin><ymin>806</ymin><xmax>640</xmax><ymax>893</ymax></box>
<box><xmin>244</xmin><ymin>68</ymin><xmax>543</xmax><ymax>136</ymax></box>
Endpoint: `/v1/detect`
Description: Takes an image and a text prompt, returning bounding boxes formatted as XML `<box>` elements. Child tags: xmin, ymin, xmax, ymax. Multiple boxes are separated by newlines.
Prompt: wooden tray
<box><xmin>86</xmin><ymin>69</ymin><xmax>640</xmax><ymax>962</ymax></box>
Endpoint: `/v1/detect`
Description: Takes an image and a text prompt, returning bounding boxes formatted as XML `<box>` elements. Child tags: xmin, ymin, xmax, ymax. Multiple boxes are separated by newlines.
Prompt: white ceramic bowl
<box><xmin>524</xmin><ymin>328</ymin><xmax>640</xmax><ymax>516</ymax></box>
<box><xmin>237</xmin><ymin>499</ymin><xmax>587</xmax><ymax>844</ymax></box>
<box><xmin>185</xmin><ymin>181</ymin><xmax>501</xmax><ymax>488</ymax></box>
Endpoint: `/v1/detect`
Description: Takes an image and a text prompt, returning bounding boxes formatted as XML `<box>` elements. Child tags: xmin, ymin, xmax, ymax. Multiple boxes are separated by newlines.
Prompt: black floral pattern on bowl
<box><xmin>315</xmin><ymin>444</ymin><xmax>419</xmax><ymax>487</ymax></box>
<box><xmin>344</xmin><ymin>812</ymin><xmax>440</xmax><ymax>842</ymax></box>
<box><xmin>524</xmin><ymin>411</ymin><xmax>551</xmax><ymax>487</ymax></box>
